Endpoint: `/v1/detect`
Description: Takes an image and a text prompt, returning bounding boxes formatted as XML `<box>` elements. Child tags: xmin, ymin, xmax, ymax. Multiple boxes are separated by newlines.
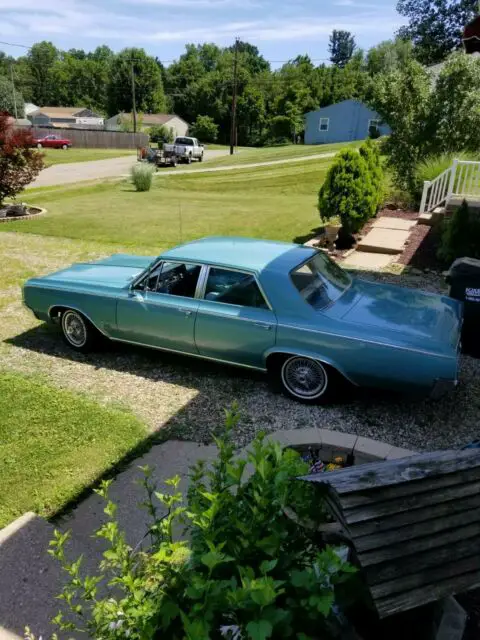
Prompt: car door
<box><xmin>115</xmin><ymin>261</ymin><xmax>202</xmax><ymax>354</ymax></box>
<box><xmin>194</xmin><ymin>267</ymin><xmax>277</xmax><ymax>368</ymax></box>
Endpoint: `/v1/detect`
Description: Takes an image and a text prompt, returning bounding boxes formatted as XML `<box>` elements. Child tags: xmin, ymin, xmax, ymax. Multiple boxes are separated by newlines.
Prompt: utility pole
<box><xmin>229</xmin><ymin>37</ymin><xmax>239</xmax><ymax>156</ymax></box>
<box><xmin>10</xmin><ymin>63</ymin><xmax>18</xmax><ymax>121</ymax></box>
<box><xmin>130</xmin><ymin>61</ymin><xmax>137</xmax><ymax>134</ymax></box>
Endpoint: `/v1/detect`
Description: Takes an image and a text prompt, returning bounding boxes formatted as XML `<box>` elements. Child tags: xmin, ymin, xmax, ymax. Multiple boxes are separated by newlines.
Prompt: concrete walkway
<box><xmin>0</xmin><ymin>429</ymin><xmax>413</xmax><ymax>639</ymax></box>
<box><xmin>343</xmin><ymin>217</ymin><xmax>417</xmax><ymax>271</ymax></box>
<box><xmin>0</xmin><ymin>440</ymin><xmax>218</xmax><ymax>640</ymax></box>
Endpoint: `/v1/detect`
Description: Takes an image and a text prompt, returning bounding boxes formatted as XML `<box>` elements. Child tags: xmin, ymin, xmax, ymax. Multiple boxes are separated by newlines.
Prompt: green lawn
<box><xmin>13</xmin><ymin>156</ymin><xmax>333</xmax><ymax>248</ymax></box>
<box><xmin>40</xmin><ymin>147</ymin><xmax>136</xmax><ymax>167</ymax></box>
<box><xmin>0</xmin><ymin>370</ymin><xmax>147</xmax><ymax>527</ymax></box>
<box><xmin>194</xmin><ymin>141</ymin><xmax>358</xmax><ymax>170</ymax></box>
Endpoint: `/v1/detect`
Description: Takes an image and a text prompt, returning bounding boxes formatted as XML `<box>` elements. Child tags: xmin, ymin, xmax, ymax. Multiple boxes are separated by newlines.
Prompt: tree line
<box><xmin>0</xmin><ymin>0</ymin><xmax>477</xmax><ymax>146</ymax></box>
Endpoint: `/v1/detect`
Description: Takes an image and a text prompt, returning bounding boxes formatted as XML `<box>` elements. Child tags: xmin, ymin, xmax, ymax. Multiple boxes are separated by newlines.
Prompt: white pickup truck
<box><xmin>163</xmin><ymin>136</ymin><xmax>204</xmax><ymax>164</ymax></box>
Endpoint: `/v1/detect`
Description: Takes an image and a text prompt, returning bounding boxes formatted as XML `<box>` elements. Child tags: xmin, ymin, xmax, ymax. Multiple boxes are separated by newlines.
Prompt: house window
<box><xmin>368</xmin><ymin>119</ymin><xmax>381</xmax><ymax>136</ymax></box>
<box><xmin>319</xmin><ymin>118</ymin><xmax>329</xmax><ymax>132</ymax></box>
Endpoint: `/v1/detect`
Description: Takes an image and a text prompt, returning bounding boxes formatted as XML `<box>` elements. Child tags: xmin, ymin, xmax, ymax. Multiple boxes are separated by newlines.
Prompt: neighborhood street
<box><xmin>28</xmin><ymin>148</ymin><xmax>230</xmax><ymax>188</ymax></box>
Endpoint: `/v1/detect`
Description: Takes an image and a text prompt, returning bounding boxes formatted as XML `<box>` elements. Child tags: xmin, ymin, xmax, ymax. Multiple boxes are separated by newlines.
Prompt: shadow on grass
<box><xmin>293</xmin><ymin>226</ymin><xmax>325</xmax><ymax>245</ymax></box>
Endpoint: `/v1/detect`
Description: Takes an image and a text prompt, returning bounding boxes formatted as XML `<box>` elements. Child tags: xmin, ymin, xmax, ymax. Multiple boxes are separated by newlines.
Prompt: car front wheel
<box><xmin>275</xmin><ymin>355</ymin><xmax>336</xmax><ymax>404</ymax></box>
<box><xmin>61</xmin><ymin>309</ymin><xmax>98</xmax><ymax>353</ymax></box>
<box><xmin>37</xmin><ymin>143</ymin><xmax>42</xmax><ymax>149</ymax></box>
<box><xmin>62</xmin><ymin>144</ymin><xmax>68</xmax><ymax>150</ymax></box>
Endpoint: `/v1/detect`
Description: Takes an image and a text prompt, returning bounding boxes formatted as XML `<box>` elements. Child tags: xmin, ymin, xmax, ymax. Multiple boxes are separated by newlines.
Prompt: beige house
<box><xmin>28</xmin><ymin>107</ymin><xmax>104</xmax><ymax>128</ymax></box>
<box><xmin>105</xmin><ymin>112</ymin><xmax>189</xmax><ymax>137</ymax></box>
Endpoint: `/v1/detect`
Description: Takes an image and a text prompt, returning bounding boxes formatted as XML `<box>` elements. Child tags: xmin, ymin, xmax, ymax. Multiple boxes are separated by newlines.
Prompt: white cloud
<box><xmin>0</xmin><ymin>0</ymin><xmax>402</xmax><ymax>52</ymax></box>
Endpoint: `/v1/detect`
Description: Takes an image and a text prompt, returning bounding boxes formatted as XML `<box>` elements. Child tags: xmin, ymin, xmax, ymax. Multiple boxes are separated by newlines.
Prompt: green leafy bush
<box><xmin>319</xmin><ymin>149</ymin><xmax>376</xmax><ymax>234</ymax></box>
<box><xmin>131</xmin><ymin>163</ymin><xmax>155</xmax><ymax>192</ymax></box>
<box><xmin>438</xmin><ymin>200</ymin><xmax>480</xmax><ymax>264</ymax></box>
<box><xmin>40</xmin><ymin>409</ymin><xmax>357</xmax><ymax>640</ymax></box>
<box><xmin>148</xmin><ymin>124</ymin><xmax>174</xmax><ymax>145</ymax></box>
<box><xmin>359</xmin><ymin>139</ymin><xmax>384</xmax><ymax>209</ymax></box>
<box><xmin>190</xmin><ymin>115</ymin><xmax>219</xmax><ymax>143</ymax></box>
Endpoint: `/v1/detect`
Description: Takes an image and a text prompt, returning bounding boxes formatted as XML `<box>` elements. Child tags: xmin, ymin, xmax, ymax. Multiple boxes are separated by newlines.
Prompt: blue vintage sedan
<box><xmin>23</xmin><ymin>237</ymin><xmax>462</xmax><ymax>404</ymax></box>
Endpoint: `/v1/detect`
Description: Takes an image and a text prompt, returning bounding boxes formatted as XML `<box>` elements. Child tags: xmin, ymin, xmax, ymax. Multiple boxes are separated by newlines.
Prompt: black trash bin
<box><xmin>446</xmin><ymin>257</ymin><xmax>480</xmax><ymax>355</ymax></box>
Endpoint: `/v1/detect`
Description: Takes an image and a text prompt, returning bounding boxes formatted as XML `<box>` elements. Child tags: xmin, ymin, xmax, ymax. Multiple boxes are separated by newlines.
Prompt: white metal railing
<box><xmin>419</xmin><ymin>158</ymin><xmax>480</xmax><ymax>214</ymax></box>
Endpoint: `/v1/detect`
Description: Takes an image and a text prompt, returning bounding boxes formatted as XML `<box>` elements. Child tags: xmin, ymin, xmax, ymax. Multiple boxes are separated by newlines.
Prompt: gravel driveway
<box><xmin>2</xmin><ymin>233</ymin><xmax>478</xmax><ymax>453</ymax></box>
<box><xmin>28</xmin><ymin>149</ymin><xmax>230</xmax><ymax>188</ymax></box>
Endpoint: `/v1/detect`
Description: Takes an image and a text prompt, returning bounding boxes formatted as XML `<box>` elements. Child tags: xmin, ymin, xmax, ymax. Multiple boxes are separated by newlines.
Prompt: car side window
<box><xmin>204</xmin><ymin>268</ymin><xmax>268</xmax><ymax>309</ymax></box>
<box><xmin>141</xmin><ymin>261</ymin><xmax>201</xmax><ymax>298</ymax></box>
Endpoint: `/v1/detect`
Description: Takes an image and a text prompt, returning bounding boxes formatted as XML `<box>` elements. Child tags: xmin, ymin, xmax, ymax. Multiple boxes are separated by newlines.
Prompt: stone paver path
<box><xmin>342</xmin><ymin>251</ymin><xmax>395</xmax><ymax>270</ymax></box>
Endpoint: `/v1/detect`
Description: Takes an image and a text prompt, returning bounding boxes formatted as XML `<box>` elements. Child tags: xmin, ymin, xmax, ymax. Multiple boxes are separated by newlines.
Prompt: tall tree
<box><xmin>366</xmin><ymin>38</ymin><xmax>414</xmax><ymax>75</ymax></box>
<box><xmin>0</xmin><ymin>77</ymin><xmax>24</xmax><ymax>117</ymax></box>
<box><xmin>107</xmin><ymin>48</ymin><xmax>166</xmax><ymax>116</ymax></box>
<box><xmin>329</xmin><ymin>30</ymin><xmax>356</xmax><ymax>67</ymax></box>
<box><xmin>26</xmin><ymin>41</ymin><xmax>59</xmax><ymax>105</ymax></box>
<box><xmin>397</xmin><ymin>0</ymin><xmax>477</xmax><ymax>65</ymax></box>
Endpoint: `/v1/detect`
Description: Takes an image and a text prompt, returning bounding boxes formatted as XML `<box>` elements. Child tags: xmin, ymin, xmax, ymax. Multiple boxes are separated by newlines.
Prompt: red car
<box><xmin>33</xmin><ymin>135</ymin><xmax>72</xmax><ymax>149</ymax></box>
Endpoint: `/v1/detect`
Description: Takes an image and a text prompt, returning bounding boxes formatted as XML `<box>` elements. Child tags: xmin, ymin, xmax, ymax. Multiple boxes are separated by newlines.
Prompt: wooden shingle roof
<box><xmin>302</xmin><ymin>449</ymin><xmax>480</xmax><ymax>618</ymax></box>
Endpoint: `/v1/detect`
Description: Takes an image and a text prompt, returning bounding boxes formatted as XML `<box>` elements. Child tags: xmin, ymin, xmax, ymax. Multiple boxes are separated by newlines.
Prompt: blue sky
<box><xmin>0</xmin><ymin>0</ymin><xmax>405</xmax><ymax>66</ymax></box>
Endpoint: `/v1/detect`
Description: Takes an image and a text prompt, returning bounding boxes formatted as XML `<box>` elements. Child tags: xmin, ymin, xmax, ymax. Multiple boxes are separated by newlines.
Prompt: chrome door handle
<box><xmin>255</xmin><ymin>322</ymin><xmax>272</xmax><ymax>330</ymax></box>
<box><xmin>178</xmin><ymin>308</ymin><xmax>193</xmax><ymax>316</ymax></box>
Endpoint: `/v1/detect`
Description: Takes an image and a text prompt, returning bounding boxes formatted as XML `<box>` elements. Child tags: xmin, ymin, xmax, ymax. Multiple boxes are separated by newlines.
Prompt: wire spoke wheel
<box><xmin>62</xmin><ymin>311</ymin><xmax>87</xmax><ymax>348</ymax></box>
<box><xmin>281</xmin><ymin>356</ymin><xmax>328</xmax><ymax>400</ymax></box>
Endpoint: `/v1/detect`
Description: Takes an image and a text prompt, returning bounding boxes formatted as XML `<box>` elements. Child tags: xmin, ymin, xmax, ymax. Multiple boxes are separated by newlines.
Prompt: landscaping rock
<box><xmin>5</xmin><ymin>204</ymin><xmax>28</xmax><ymax>217</ymax></box>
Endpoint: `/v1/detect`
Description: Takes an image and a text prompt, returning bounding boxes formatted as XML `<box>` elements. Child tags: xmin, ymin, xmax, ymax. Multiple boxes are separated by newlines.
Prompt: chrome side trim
<box><xmin>108</xmin><ymin>336</ymin><xmax>267</xmax><ymax>372</ymax></box>
<box><xmin>277</xmin><ymin>323</ymin><xmax>456</xmax><ymax>360</ymax></box>
<box><xmin>47</xmin><ymin>304</ymin><xmax>110</xmax><ymax>338</ymax></box>
<box><xmin>194</xmin><ymin>307</ymin><xmax>275</xmax><ymax>325</ymax></box>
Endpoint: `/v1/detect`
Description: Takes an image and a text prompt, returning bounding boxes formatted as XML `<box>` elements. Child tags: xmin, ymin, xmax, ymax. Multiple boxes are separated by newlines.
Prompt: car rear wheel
<box><xmin>60</xmin><ymin>309</ymin><xmax>98</xmax><ymax>353</ymax></box>
<box><xmin>37</xmin><ymin>143</ymin><xmax>42</xmax><ymax>149</ymax></box>
<box><xmin>186</xmin><ymin>155</ymin><xmax>192</xmax><ymax>164</ymax></box>
<box><xmin>199</xmin><ymin>153</ymin><xmax>203</xmax><ymax>162</ymax></box>
<box><xmin>271</xmin><ymin>355</ymin><xmax>338</xmax><ymax>404</ymax></box>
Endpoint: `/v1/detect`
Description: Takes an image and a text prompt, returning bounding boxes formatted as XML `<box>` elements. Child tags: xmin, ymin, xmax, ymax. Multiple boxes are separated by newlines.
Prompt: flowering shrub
<box><xmin>31</xmin><ymin>408</ymin><xmax>357</xmax><ymax>640</ymax></box>
<box><xmin>0</xmin><ymin>112</ymin><xmax>44</xmax><ymax>205</ymax></box>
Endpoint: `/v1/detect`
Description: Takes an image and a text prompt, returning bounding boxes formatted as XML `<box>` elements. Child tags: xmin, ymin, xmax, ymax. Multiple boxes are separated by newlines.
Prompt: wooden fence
<box><xmin>23</xmin><ymin>126</ymin><xmax>148</xmax><ymax>150</ymax></box>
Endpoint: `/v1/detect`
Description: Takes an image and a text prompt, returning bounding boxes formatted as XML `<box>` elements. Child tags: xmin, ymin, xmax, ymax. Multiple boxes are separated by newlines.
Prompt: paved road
<box><xmin>28</xmin><ymin>149</ymin><xmax>230</xmax><ymax>188</ymax></box>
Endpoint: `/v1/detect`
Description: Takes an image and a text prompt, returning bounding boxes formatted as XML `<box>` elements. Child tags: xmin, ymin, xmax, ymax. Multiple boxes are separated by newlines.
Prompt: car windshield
<box><xmin>175</xmin><ymin>137</ymin><xmax>193</xmax><ymax>145</ymax></box>
<box><xmin>291</xmin><ymin>252</ymin><xmax>352</xmax><ymax>310</ymax></box>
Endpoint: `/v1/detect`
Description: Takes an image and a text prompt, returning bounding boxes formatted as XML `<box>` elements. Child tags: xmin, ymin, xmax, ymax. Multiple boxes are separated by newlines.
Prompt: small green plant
<box><xmin>438</xmin><ymin>199</ymin><xmax>480</xmax><ymax>264</ymax></box>
<box><xmin>190</xmin><ymin>115</ymin><xmax>219</xmax><ymax>143</ymax></box>
<box><xmin>359</xmin><ymin>139</ymin><xmax>384</xmax><ymax>210</ymax></box>
<box><xmin>35</xmin><ymin>408</ymin><xmax>357</xmax><ymax>640</ymax></box>
<box><xmin>319</xmin><ymin>148</ymin><xmax>376</xmax><ymax>235</ymax></box>
<box><xmin>131</xmin><ymin>163</ymin><xmax>155</xmax><ymax>192</ymax></box>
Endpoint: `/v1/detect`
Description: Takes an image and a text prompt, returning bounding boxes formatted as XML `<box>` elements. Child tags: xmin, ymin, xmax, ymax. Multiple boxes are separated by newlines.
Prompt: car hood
<box><xmin>325</xmin><ymin>278</ymin><xmax>463</xmax><ymax>354</ymax></box>
<box><xmin>33</xmin><ymin>254</ymin><xmax>155</xmax><ymax>290</ymax></box>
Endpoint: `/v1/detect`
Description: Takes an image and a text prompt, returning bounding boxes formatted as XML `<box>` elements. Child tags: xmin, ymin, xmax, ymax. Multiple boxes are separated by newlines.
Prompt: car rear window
<box><xmin>175</xmin><ymin>137</ymin><xmax>193</xmax><ymax>145</ymax></box>
<box><xmin>291</xmin><ymin>252</ymin><xmax>351</xmax><ymax>310</ymax></box>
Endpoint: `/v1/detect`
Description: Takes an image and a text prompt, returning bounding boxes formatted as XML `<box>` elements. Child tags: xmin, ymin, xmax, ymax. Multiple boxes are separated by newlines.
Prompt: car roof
<box><xmin>161</xmin><ymin>237</ymin><xmax>315</xmax><ymax>274</ymax></box>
